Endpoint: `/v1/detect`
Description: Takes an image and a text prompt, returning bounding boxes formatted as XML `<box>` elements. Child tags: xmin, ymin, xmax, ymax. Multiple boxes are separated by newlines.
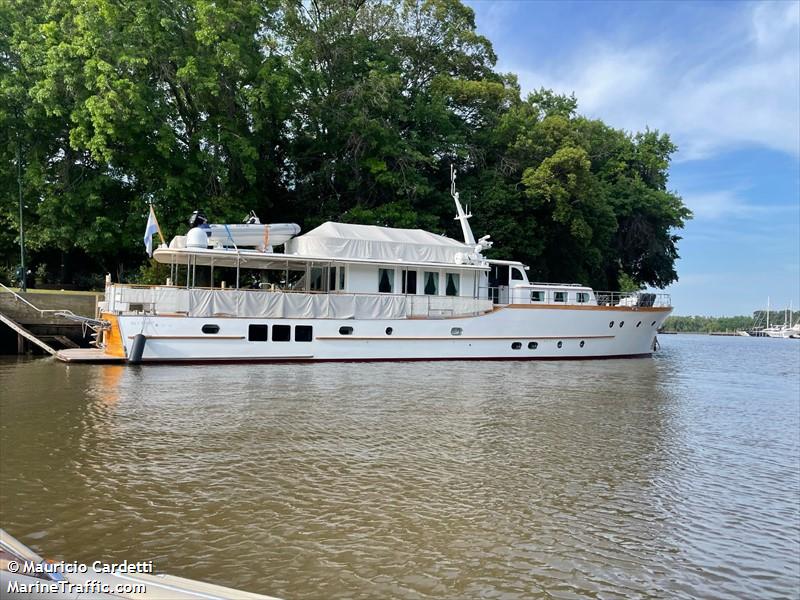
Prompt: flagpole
<box><xmin>148</xmin><ymin>201</ymin><xmax>166</xmax><ymax>246</ymax></box>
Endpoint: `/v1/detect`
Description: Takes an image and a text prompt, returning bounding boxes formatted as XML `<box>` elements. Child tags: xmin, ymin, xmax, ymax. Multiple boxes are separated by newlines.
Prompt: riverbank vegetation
<box><xmin>1</xmin><ymin>0</ymin><xmax>690</xmax><ymax>290</ymax></box>
<box><xmin>664</xmin><ymin>312</ymin><xmax>800</xmax><ymax>333</ymax></box>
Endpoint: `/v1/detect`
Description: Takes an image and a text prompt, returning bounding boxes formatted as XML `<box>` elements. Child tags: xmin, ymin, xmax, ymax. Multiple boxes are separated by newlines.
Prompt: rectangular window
<box><xmin>339</xmin><ymin>267</ymin><xmax>346</xmax><ymax>290</ymax></box>
<box><xmin>423</xmin><ymin>271</ymin><xmax>438</xmax><ymax>295</ymax></box>
<box><xmin>402</xmin><ymin>270</ymin><xmax>417</xmax><ymax>294</ymax></box>
<box><xmin>272</xmin><ymin>324</ymin><xmax>291</xmax><ymax>342</ymax></box>
<box><xmin>248</xmin><ymin>324</ymin><xmax>269</xmax><ymax>341</ymax></box>
<box><xmin>554</xmin><ymin>291</ymin><xmax>567</xmax><ymax>303</ymax></box>
<box><xmin>309</xmin><ymin>267</ymin><xmax>325</xmax><ymax>292</ymax></box>
<box><xmin>295</xmin><ymin>325</ymin><xmax>313</xmax><ymax>342</ymax></box>
<box><xmin>445</xmin><ymin>273</ymin><xmax>460</xmax><ymax>296</ymax></box>
<box><xmin>378</xmin><ymin>268</ymin><xmax>394</xmax><ymax>293</ymax></box>
<box><xmin>530</xmin><ymin>291</ymin><xmax>544</xmax><ymax>302</ymax></box>
<box><xmin>576</xmin><ymin>292</ymin><xmax>589</xmax><ymax>303</ymax></box>
<box><xmin>329</xmin><ymin>267</ymin><xmax>337</xmax><ymax>291</ymax></box>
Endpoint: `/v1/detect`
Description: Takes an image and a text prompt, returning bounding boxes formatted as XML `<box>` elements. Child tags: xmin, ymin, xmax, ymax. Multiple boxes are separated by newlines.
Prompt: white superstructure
<box><xmin>93</xmin><ymin>176</ymin><xmax>672</xmax><ymax>363</ymax></box>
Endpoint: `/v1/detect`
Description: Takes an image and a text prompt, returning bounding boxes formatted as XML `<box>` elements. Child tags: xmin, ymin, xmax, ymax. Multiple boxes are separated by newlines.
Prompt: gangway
<box><xmin>0</xmin><ymin>311</ymin><xmax>58</xmax><ymax>356</ymax></box>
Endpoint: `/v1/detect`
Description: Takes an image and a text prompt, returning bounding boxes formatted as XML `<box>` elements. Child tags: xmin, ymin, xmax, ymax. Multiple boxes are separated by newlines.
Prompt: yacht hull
<box><xmin>111</xmin><ymin>305</ymin><xmax>672</xmax><ymax>362</ymax></box>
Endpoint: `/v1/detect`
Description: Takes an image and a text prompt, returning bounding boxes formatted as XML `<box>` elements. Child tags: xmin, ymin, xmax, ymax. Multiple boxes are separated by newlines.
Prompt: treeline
<box><xmin>1</xmin><ymin>0</ymin><xmax>690</xmax><ymax>290</ymax></box>
<box><xmin>664</xmin><ymin>312</ymin><xmax>800</xmax><ymax>333</ymax></box>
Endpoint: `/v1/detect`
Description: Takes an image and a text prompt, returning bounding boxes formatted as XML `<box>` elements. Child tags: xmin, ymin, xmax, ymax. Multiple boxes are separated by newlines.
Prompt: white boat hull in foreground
<box><xmin>109</xmin><ymin>304</ymin><xmax>670</xmax><ymax>363</ymax></box>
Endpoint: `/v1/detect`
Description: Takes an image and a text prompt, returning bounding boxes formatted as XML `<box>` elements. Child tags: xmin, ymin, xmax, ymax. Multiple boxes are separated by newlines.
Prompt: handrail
<box><xmin>108</xmin><ymin>282</ymin><xmax>481</xmax><ymax>300</ymax></box>
<box><xmin>0</xmin><ymin>282</ymin><xmax>77</xmax><ymax>317</ymax></box>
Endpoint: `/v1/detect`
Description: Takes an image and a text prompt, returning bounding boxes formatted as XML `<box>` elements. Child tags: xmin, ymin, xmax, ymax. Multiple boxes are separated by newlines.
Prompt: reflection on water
<box><xmin>1</xmin><ymin>336</ymin><xmax>798</xmax><ymax>599</ymax></box>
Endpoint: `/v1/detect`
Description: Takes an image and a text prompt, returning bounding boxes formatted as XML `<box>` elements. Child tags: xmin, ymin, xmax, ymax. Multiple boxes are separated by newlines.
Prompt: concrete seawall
<box><xmin>0</xmin><ymin>289</ymin><xmax>102</xmax><ymax>354</ymax></box>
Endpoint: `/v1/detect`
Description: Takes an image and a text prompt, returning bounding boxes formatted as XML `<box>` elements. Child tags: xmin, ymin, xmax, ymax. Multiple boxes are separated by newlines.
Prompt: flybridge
<box><xmin>156</xmin><ymin>167</ymin><xmax>495</xmax><ymax>270</ymax></box>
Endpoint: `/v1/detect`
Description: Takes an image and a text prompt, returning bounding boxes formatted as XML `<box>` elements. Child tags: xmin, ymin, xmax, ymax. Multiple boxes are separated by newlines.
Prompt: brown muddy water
<box><xmin>1</xmin><ymin>335</ymin><xmax>798</xmax><ymax>599</ymax></box>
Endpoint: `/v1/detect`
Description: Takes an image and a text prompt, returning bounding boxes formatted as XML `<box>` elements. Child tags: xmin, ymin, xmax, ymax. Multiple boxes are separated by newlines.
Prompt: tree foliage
<box><xmin>1</xmin><ymin>0</ymin><xmax>690</xmax><ymax>289</ymax></box>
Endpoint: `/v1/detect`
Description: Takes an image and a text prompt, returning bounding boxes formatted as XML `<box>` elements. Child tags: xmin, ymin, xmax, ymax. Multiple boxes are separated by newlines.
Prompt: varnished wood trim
<box><xmin>507</xmin><ymin>304</ymin><xmax>672</xmax><ymax>312</ymax></box>
<box><xmin>315</xmin><ymin>334</ymin><xmax>616</xmax><ymax>341</ymax></box>
<box><xmin>101</xmin><ymin>312</ymin><xmax>126</xmax><ymax>357</ymax></box>
<box><xmin>126</xmin><ymin>335</ymin><xmax>245</xmax><ymax>340</ymax></box>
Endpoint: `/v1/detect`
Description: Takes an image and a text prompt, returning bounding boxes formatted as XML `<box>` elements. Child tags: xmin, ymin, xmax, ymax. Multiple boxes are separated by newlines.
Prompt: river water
<box><xmin>1</xmin><ymin>335</ymin><xmax>798</xmax><ymax>599</ymax></box>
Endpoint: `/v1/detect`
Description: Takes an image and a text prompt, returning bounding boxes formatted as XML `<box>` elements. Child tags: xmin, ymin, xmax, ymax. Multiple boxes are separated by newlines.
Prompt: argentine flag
<box><xmin>143</xmin><ymin>205</ymin><xmax>163</xmax><ymax>257</ymax></box>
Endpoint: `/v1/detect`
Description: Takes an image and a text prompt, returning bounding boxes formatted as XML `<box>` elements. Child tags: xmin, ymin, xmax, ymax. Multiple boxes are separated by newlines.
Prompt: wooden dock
<box><xmin>56</xmin><ymin>347</ymin><xmax>125</xmax><ymax>363</ymax></box>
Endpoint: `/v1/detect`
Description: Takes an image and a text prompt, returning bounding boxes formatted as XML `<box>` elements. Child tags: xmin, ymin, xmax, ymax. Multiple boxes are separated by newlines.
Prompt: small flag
<box><xmin>143</xmin><ymin>205</ymin><xmax>164</xmax><ymax>257</ymax></box>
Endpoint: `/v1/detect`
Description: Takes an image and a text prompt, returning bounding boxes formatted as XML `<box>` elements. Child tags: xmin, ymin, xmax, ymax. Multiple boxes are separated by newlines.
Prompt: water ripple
<box><xmin>1</xmin><ymin>336</ymin><xmax>798</xmax><ymax>599</ymax></box>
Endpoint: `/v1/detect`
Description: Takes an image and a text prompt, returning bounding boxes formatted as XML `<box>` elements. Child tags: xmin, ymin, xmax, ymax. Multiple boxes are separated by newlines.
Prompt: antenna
<box><xmin>451</xmin><ymin>164</ymin><xmax>476</xmax><ymax>246</ymax></box>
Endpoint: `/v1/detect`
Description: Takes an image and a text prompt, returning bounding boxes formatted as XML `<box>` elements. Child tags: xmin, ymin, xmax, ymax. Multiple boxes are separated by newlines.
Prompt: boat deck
<box><xmin>56</xmin><ymin>348</ymin><xmax>126</xmax><ymax>363</ymax></box>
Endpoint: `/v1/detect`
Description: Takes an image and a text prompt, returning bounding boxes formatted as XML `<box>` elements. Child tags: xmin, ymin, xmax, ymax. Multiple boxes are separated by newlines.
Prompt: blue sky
<box><xmin>465</xmin><ymin>0</ymin><xmax>800</xmax><ymax>316</ymax></box>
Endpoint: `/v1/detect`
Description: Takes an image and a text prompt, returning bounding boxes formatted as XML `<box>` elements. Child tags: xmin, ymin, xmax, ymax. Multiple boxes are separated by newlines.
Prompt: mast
<box><xmin>451</xmin><ymin>165</ymin><xmax>476</xmax><ymax>246</ymax></box>
<box><xmin>767</xmin><ymin>296</ymin><xmax>770</xmax><ymax>329</ymax></box>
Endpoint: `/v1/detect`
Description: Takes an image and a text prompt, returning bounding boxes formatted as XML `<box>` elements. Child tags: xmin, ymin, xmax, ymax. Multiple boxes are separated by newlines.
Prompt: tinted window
<box><xmin>445</xmin><ymin>273</ymin><xmax>460</xmax><ymax>296</ymax></box>
<box><xmin>202</xmin><ymin>324</ymin><xmax>220</xmax><ymax>334</ymax></box>
<box><xmin>272</xmin><ymin>324</ymin><xmax>291</xmax><ymax>342</ymax></box>
<box><xmin>295</xmin><ymin>325</ymin><xmax>313</xmax><ymax>342</ymax></box>
<box><xmin>378</xmin><ymin>268</ymin><xmax>394</xmax><ymax>293</ymax></box>
<box><xmin>511</xmin><ymin>268</ymin><xmax>524</xmax><ymax>281</ymax></box>
<box><xmin>577</xmin><ymin>292</ymin><xmax>589</xmax><ymax>303</ymax></box>
<box><xmin>423</xmin><ymin>271</ymin><xmax>438</xmax><ymax>295</ymax></box>
<box><xmin>402</xmin><ymin>270</ymin><xmax>417</xmax><ymax>294</ymax></box>
<box><xmin>530</xmin><ymin>291</ymin><xmax>544</xmax><ymax>302</ymax></box>
<box><xmin>511</xmin><ymin>342</ymin><xmax>522</xmax><ymax>350</ymax></box>
<box><xmin>339</xmin><ymin>326</ymin><xmax>354</xmax><ymax>335</ymax></box>
<box><xmin>248</xmin><ymin>324</ymin><xmax>268</xmax><ymax>341</ymax></box>
<box><xmin>554</xmin><ymin>292</ymin><xmax>567</xmax><ymax>302</ymax></box>
<box><xmin>528</xmin><ymin>341</ymin><xmax>538</xmax><ymax>350</ymax></box>
<box><xmin>451</xmin><ymin>327</ymin><xmax>462</xmax><ymax>336</ymax></box>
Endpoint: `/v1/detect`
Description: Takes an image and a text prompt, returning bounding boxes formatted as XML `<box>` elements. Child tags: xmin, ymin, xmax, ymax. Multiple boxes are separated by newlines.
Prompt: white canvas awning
<box><xmin>285</xmin><ymin>222</ymin><xmax>474</xmax><ymax>265</ymax></box>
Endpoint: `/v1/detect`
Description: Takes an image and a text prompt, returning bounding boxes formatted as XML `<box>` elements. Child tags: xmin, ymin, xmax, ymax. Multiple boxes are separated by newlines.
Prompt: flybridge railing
<box><xmin>491</xmin><ymin>284</ymin><xmax>671</xmax><ymax>307</ymax></box>
<box><xmin>594</xmin><ymin>291</ymin><xmax>672</xmax><ymax>308</ymax></box>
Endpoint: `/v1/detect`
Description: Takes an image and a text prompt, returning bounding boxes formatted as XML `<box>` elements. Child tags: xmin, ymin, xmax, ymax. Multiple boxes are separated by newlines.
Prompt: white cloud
<box><xmin>498</xmin><ymin>2</ymin><xmax>800</xmax><ymax>161</ymax></box>
<box><xmin>682</xmin><ymin>188</ymin><xmax>798</xmax><ymax>220</ymax></box>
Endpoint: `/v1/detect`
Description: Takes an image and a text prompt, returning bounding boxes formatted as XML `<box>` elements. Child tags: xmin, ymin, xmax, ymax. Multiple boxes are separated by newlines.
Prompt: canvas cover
<box><xmin>285</xmin><ymin>222</ymin><xmax>472</xmax><ymax>264</ymax></box>
<box><xmin>108</xmin><ymin>286</ymin><xmax>492</xmax><ymax>320</ymax></box>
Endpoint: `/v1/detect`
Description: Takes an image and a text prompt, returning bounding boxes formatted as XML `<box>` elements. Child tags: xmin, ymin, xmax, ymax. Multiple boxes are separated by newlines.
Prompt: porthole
<box><xmin>339</xmin><ymin>326</ymin><xmax>354</xmax><ymax>335</ymax></box>
<box><xmin>636</xmin><ymin>321</ymin><xmax>642</xmax><ymax>328</ymax></box>
<box><xmin>619</xmin><ymin>321</ymin><xmax>625</xmax><ymax>328</ymax></box>
<box><xmin>511</xmin><ymin>342</ymin><xmax>522</xmax><ymax>350</ymax></box>
<box><xmin>557</xmin><ymin>341</ymin><xmax>563</xmax><ymax>349</ymax></box>
<box><xmin>202</xmin><ymin>324</ymin><xmax>220</xmax><ymax>334</ymax></box>
<box><xmin>651</xmin><ymin>321</ymin><xmax>656</xmax><ymax>327</ymax></box>
<box><xmin>609</xmin><ymin>321</ymin><xmax>614</xmax><ymax>328</ymax></box>
<box><xmin>451</xmin><ymin>327</ymin><xmax>463</xmax><ymax>336</ymax></box>
<box><xmin>385</xmin><ymin>327</ymin><xmax>393</xmax><ymax>335</ymax></box>
<box><xmin>528</xmin><ymin>341</ymin><xmax>538</xmax><ymax>350</ymax></box>
<box><xmin>580</xmin><ymin>340</ymin><xmax>585</xmax><ymax>348</ymax></box>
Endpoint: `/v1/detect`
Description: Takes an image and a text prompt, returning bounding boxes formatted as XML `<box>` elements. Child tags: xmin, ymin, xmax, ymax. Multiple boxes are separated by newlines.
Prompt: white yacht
<box><xmin>91</xmin><ymin>173</ymin><xmax>672</xmax><ymax>363</ymax></box>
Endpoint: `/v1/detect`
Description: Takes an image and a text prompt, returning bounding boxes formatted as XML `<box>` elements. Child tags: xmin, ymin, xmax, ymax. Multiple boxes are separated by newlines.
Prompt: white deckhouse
<box><xmin>97</xmin><ymin>171</ymin><xmax>672</xmax><ymax>363</ymax></box>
